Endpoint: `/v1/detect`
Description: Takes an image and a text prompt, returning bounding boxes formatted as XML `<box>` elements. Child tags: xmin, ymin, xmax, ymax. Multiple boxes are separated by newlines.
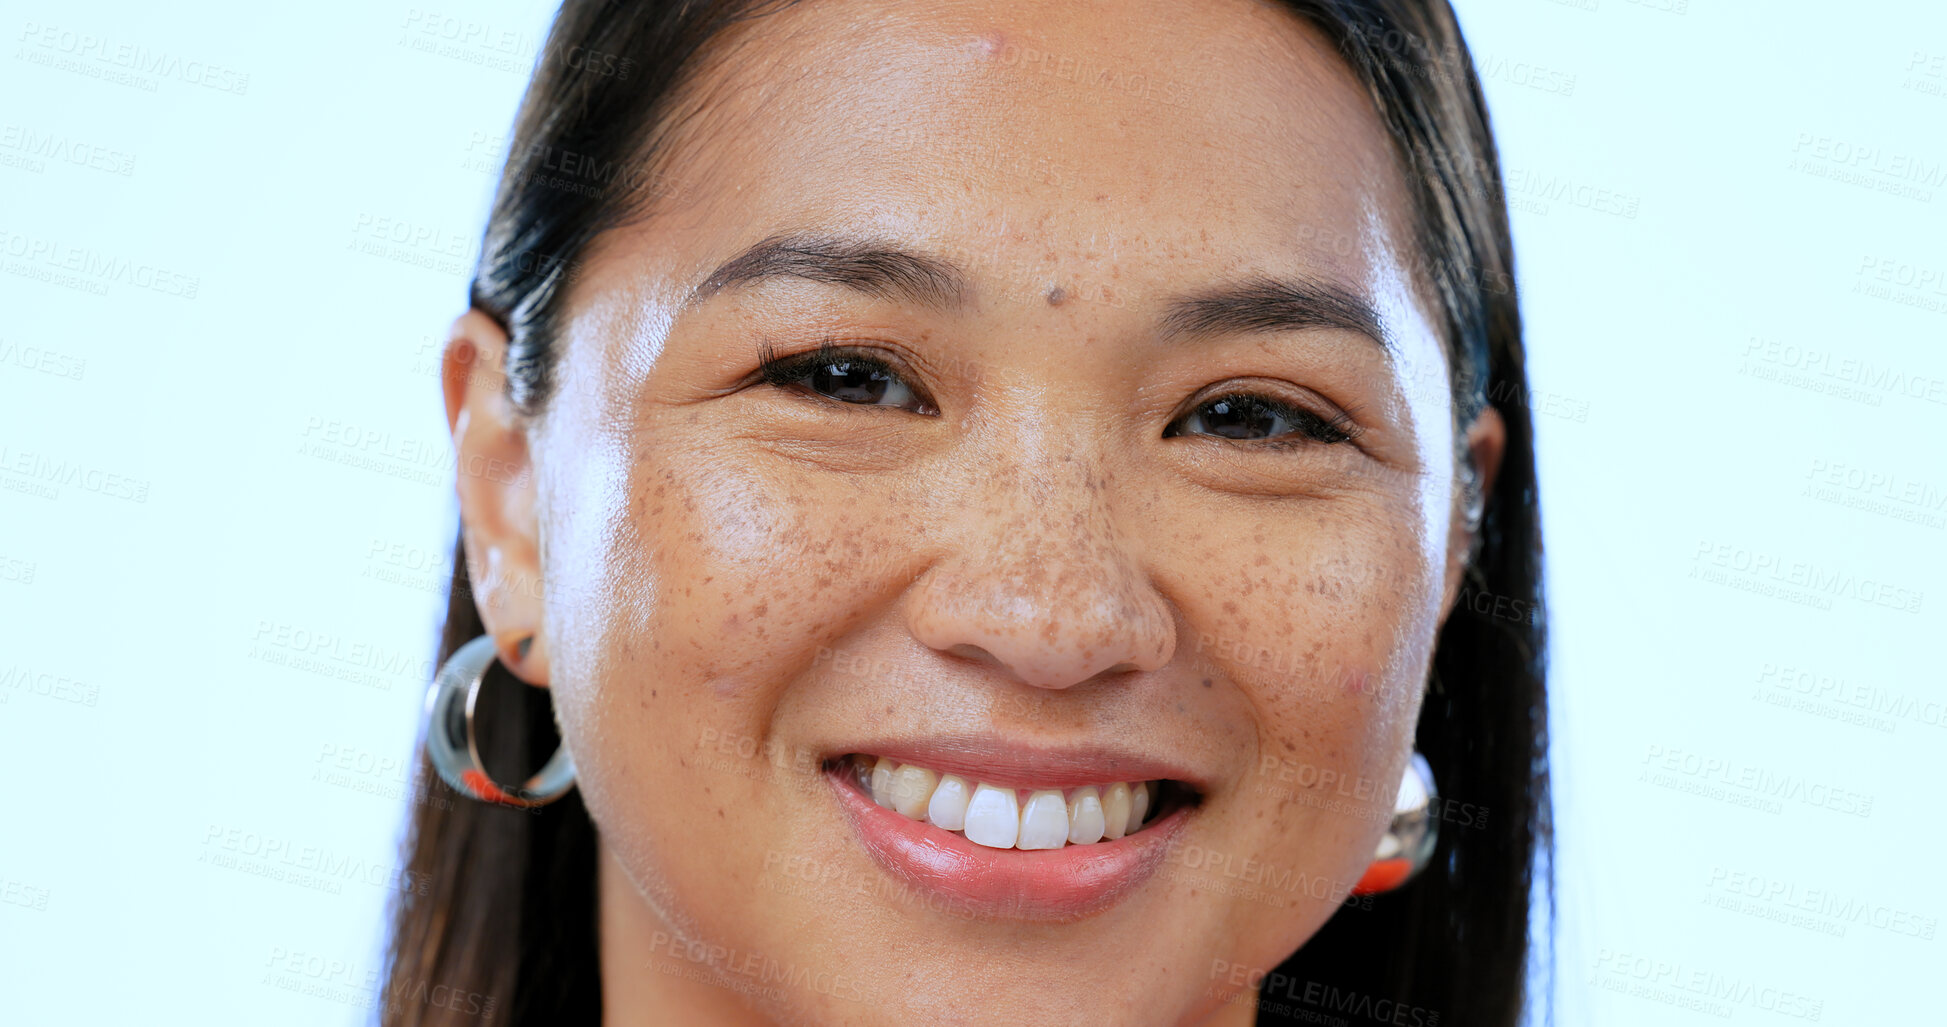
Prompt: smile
<box><xmin>822</xmin><ymin>741</ymin><xmax>1204</xmax><ymax>920</ymax></box>
<box><xmin>836</xmin><ymin>753</ymin><xmax>1179</xmax><ymax>849</ymax></box>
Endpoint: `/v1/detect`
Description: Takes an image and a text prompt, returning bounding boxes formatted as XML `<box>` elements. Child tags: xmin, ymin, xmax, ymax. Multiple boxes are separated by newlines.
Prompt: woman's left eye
<box><xmin>1164</xmin><ymin>392</ymin><xmax>1357</xmax><ymax>446</ymax></box>
<box><xmin>757</xmin><ymin>342</ymin><xmax>937</xmax><ymax>414</ymax></box>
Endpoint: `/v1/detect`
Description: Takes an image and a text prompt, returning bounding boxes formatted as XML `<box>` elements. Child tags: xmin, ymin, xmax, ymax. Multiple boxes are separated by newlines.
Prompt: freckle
<box><xmin>1222</xmin><ymin>601</ymin><xmax>1238</xmax><ymax>615</ymax></box>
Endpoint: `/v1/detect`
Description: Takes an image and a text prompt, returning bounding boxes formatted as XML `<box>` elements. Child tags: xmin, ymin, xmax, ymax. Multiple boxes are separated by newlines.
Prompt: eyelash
<box><xmin>753</xmin><ymin>338</ymin><xmax>1359</xmax><ymax>447</ymax></box>
<box><xmin>1166</xmin><ymin>392</ymin><xmax>1360</xmax><ymax>447</ymax></box>
<box><xmin>756</xmin><ymin>338</ymin><xmax>938</xmax><ymax>414</ymax></box>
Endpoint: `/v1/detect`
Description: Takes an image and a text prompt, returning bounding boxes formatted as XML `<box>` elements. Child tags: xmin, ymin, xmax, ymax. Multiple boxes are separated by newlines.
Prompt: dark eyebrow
<box><xmin>688</xmin><ymin>235</ymin><xmax>1389</xmax><ymax>353</ymax></box>
<box><xmin>1158</xmin><ymin>274</ymin><xmax>1392</xmax><ymax>353</ymax></box>
<box><xmin>686</xmin><ymin>234</ymin><xmax>970</xmax><ymax>310</ymax></box>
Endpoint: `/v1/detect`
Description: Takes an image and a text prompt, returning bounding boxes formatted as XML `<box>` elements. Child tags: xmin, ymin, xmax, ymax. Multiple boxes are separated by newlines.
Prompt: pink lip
<box><xmin>825</xmin><ymin>763</ymin><xmax>1194</xmax><ymax>921</ymax></box>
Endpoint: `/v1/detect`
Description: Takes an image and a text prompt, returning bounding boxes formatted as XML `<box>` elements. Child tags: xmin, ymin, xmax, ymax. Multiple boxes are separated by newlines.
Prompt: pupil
<box><xmin>814</xmin><ymin>361</ymin><xmax>889</xmax><ymax>403</ymax></box>
<box><xmin>1204</xmin><ymin>397</ymin><xmax>1275</xmax><ymax>439</ymax></box>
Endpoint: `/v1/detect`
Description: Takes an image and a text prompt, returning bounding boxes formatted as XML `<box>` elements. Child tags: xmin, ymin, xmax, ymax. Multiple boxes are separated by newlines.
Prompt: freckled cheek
<box><xmin>590</xmin><ymin>455</ymin><xmax>926</xmax><ymax>706</ymax></box>
<box><xmin>1193</xmin><ymin>534</ymin><xmax>1429</xmax><ymax>813</ymax></box>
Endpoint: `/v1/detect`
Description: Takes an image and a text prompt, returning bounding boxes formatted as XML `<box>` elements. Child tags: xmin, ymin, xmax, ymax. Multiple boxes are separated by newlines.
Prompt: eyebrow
<box><xmin>687</xmin><ymin>234</ymin><xmax>970</xmax><ymax>311</ymax></box>
<box><xmin>1157</xmin><ymin>275</ymin><xmax>1392</xmax><ymax>353</ymax></box>
<box><xmin>687</xmin><ymin>233</ymin><xmax>1390</xmax><ymax>352</ymax></box>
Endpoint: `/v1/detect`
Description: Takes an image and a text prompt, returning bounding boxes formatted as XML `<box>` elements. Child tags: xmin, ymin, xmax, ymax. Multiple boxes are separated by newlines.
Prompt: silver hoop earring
<box><xmin>424</xmin><ymin>634</ymin><xmax>577</xmax><ymax>808</ymax></box>
<box><xmin>1351</xmin><ymin>751</ymin><xmax>1439</xmax><ymax>895</ymax></box>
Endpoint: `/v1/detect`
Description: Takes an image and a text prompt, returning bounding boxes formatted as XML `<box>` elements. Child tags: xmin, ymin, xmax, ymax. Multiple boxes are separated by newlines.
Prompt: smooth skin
<box><xmin>442</xmin><ymin>1</ymin><xmax>1505</xmax><ymax>1024</ymax></box>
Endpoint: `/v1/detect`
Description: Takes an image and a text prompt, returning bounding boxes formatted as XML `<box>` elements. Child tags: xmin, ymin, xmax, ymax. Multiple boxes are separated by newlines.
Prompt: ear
<box><xmin>443</xmin><ymin>310</ymin><xmax>550</xmax><ymax>686</ymax></box>
<box><xmin>1436</xmin><ymin>405</ymin><xmax>1506</xmax><ymax>628</ymax></box>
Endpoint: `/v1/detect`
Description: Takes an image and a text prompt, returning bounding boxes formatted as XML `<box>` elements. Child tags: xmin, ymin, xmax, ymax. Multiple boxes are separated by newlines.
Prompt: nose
<box><xmin>904</xmin><ymin>447</ymin><xmax>1176</xmax><ymax>690</ymax></box>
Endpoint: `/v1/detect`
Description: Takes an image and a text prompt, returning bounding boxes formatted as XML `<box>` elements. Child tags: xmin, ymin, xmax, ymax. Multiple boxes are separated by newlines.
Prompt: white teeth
<box><xmin>963</xmin><ymin>783</ymin><xmax>1021</xmax><ymax>848</ymax></box>
<box><xmin>1101</xmin><ymin>782</ymin><xmax>1131</xmax><ymax>840</ymax></box>
<box><xmin>869</xmin><ymin>756</ymin><xmax>899</xmax><ymax>809</ymax></box>
<box><xmin>927</xmin><ymin>774</ymin><xmax>972</xmax><ymax>831</ymax></box>
<box><xmin>890</xmin><ymin>764</ymin><xmax>938</xmax><ymax>820</ymax></box>
<box><xmin>1016</xmin><ymin>790</ymin><xmax>1070</xmax><ymax>849</ymax></box>
<box><xmin>1066</xmin><ymin>786</ymin><xmax>1106</xmax><ymax>845</ymax></box>
<box><xmin>847</xmin><ymin>756</ymin><xmax>1170</xmax><ymax>851</ymax></box>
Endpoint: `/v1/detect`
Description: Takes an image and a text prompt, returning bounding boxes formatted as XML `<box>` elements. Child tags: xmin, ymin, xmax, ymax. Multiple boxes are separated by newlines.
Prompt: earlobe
<box><xmin>443</xmin><ymin>309</ymin><xmax>551</xmax><ymax>687</ymax></box>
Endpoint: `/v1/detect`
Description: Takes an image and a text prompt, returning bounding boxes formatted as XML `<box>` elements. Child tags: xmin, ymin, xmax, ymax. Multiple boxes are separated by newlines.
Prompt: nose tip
<box><xmin>940</xmin><ymin>644</ymin><xmax>1146</xmax><ymax>690</ymax></box>
<box><xmin>909</xmin><ymin>570</ymin><xmax>1176</xmax><ymax>691</ymax></box>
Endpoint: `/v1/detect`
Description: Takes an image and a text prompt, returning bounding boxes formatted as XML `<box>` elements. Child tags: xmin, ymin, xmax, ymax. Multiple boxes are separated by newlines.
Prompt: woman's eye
<box><xmin>1165</xmin><ymin>393</ymin><xmax>1356</xmax><ymax>446</ymax></box>
<box><xmin>757</xmin><ymin>343</ymin><xmax>936</xmax><ymax>414</ymax></box>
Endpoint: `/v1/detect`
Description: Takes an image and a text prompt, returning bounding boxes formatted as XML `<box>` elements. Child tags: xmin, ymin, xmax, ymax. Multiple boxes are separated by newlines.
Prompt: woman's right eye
<box><xmin>757</xmin><ymin>341</ymin><xmax>938</xmax><ymax>415</ymax></box>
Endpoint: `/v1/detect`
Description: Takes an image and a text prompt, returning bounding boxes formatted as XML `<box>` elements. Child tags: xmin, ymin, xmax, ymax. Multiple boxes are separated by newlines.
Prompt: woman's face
<box><xmin>452</xmin><ymin>0</ymin><xmax>1493</xmax><ymax>1023</ymax></box>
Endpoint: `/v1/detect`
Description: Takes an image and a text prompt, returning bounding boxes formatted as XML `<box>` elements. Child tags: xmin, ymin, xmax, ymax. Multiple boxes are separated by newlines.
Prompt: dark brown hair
<box><xmin>382</xmin><ymin>2</ymin><xmax>1549</xmax><ymax>1024</ymax></box>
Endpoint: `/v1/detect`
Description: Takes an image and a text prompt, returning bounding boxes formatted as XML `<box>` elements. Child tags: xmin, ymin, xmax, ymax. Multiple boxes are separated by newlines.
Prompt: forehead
<box><xmin>632</xmin><ymin>0</ymin><xmax>1426</xmax><ymax>298</ymax></box>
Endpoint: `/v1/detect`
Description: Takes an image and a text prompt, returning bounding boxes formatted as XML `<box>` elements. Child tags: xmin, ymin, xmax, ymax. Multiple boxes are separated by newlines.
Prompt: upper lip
<box><xmin>828</xmin><ymin>734</ymin><xmax>1208</xmax><ymax>792</ymax></box>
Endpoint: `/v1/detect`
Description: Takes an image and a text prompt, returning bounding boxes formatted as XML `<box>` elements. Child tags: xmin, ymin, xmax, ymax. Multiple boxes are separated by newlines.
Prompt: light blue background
<box><xmin>2</xmin><ymin>1</ymin><xmax>1941</xmax><ymax>1023</ymax></box>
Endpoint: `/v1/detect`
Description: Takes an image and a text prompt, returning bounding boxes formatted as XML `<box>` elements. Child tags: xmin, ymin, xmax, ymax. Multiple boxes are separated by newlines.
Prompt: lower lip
<box><xmin>825</xmin><ymin>766</ymin><xmax>1191</xmax><ymax>921</ymax></box>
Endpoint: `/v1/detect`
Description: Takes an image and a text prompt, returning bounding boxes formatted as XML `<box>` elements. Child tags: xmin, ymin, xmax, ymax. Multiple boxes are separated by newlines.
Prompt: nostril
<box><xmin>945</xmin><ymin>643</ymin><xmax>997</xmax><ymax>665</ymax></box>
